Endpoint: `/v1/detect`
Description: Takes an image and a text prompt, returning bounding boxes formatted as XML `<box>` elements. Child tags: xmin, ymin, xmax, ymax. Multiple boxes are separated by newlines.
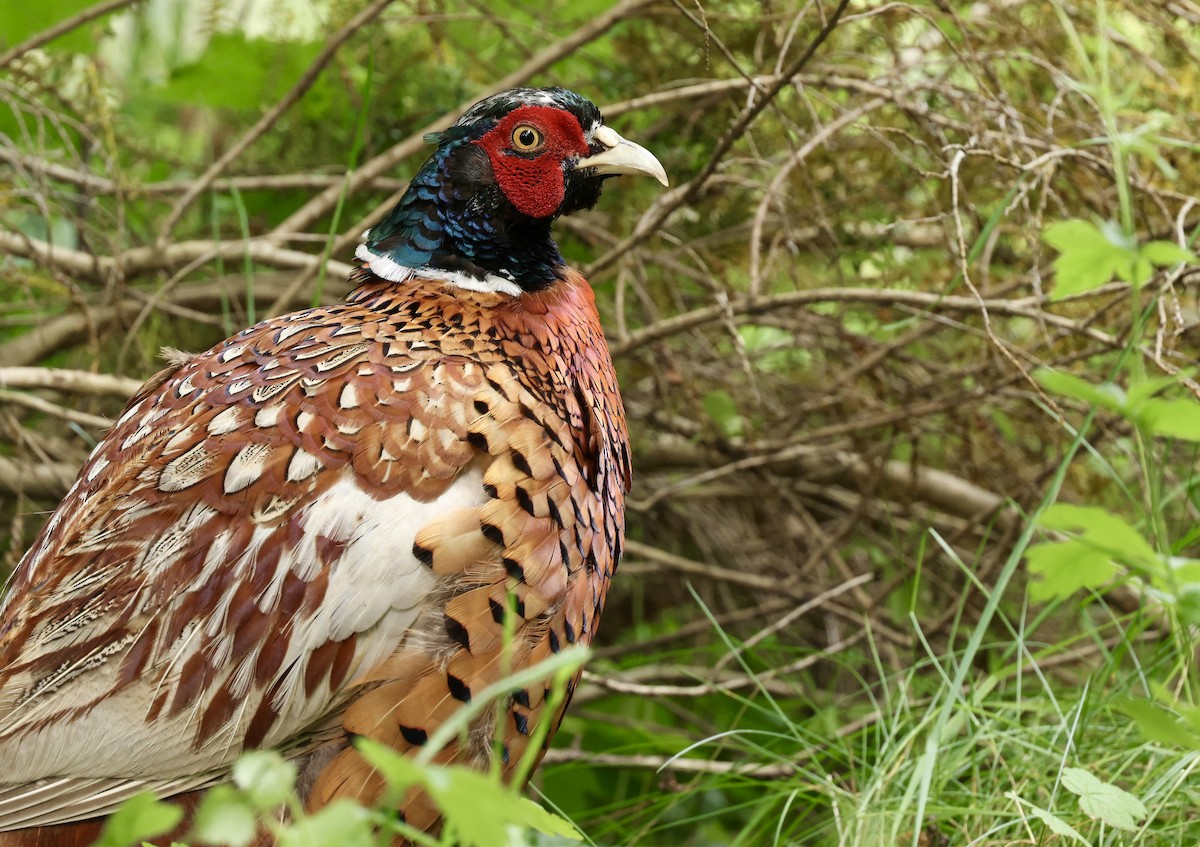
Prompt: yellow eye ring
<box><xmin>511</xmin><ymin>125</ymin><xmax>544</xmax><ymax>151</ymax></box>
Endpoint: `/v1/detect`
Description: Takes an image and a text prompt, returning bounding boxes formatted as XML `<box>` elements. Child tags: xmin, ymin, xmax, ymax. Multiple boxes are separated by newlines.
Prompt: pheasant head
<box><xmin>357</xmin><ymin>87</ymin><xmax>668</xmax><ymax>293</ymax></box>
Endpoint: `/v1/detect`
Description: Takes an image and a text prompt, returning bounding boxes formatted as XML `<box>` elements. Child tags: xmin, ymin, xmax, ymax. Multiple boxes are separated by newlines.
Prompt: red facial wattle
<box><xmin>474</xmin><ymin>105</ymin><xmax>590</xmax><ymax>219</ymax></box>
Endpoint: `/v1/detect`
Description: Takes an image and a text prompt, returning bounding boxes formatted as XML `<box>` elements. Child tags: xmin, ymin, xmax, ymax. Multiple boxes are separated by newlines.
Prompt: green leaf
<box><xmin>1141</xmin><ymin>240</ymin><xmax>1195</xmax><ymax>266</ymax></box>
<box><xmin>1061</xmin><ymin>767</ymin><xmax>1148</xmax><ymax>831</ymax></box>
<box><xmin>356</xmin><ymin>737</ymin><xmax>425</xmax><ymax>794</ymax></box>
<box><xmin>1026</xmin><ymin>539</ymin><xmax>1117</xmax><ymax>601</ymax></box>
<box><xmin>1038</xmin><ymin>504</ymin><xmax>1157</xmax><ymax>565</ymax></box>
<box><xmin>1125</xmin><ymin>373</ymin><xmax>1185</xmax><ymax>406</ymax></box>
<box><xmin>93</xmin><ymin>792</ymin><xmax>184</xmax><ymax>847</ymax></box>
<box><xmin>1033</xmin><ymin>369</ymin><xmax>1124</xmax><ymax>412</ymax></box>
<box><xmin>1045</xmin><ymin>220</ymin><xmax>1129</xmax><ymax>297</ymax></box>
<box><xmin>191</xmin><ymin>785</ymin><xmax>258</xmax><ymax>847</ymax></box>
<box><xmin>277</xmin><ymin>799</ymin><xmax>374</xmax><ymax>847</ymax></box>
<box><xmin>423</xmin><ymin>766</ymin><xmax>577</xmax><ymax>847</ymax></box>
<box><xmin>1179</xmin><ymin>702</ymin><xmax>1200</xmax><ymax>736</ymax></box>
<box><xmin>1005</xmin><ymin>792</ymin><xmax>1090</xmax><ymax>845</ymax></box>
<box><xmin>1140</xmin><ymin>398</ymin><xmax>1200</xmax><ymax>442</ymax></box>
<box><xmin>703</xmin><ymin>389</ymin><xmax>743</xmax><ymax>439</ymax></box>
<box><xmin>0</xmin><ymin>0</ymin><xmax>108</xmax><ymax>55</ymax></box>
<box><xmin>232</xmin><ymin>750</ymin><xmax>297</xmax><ymax>810</ymax></box>
<box><xmin>160</xmin><ymin>34</ymin><xmax>323</xmax><ymax>113</ymax></box>
<box><xmin>1174</xmin><ymin>584</ymin><xmax>1200</xmax><ymax>627</ymax></box>
<box><xmin>1114</xmin><ymin>697</ymin><xmax>1200</xmax><ymax>748</ymax></box>
<box><xmin>510</xmin><ymin>796</ymin><xmax>583</xmax><ymax>840</ymax></box>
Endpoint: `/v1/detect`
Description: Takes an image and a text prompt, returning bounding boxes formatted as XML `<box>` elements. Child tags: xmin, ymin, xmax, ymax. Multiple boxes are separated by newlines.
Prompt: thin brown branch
<box><xmin>0</xmin><ymin>149</ymin><xmax>407</xmax><ymax>195</ymax></box>
<box><xmin>0</xmin><ymin>229</ymin><xmax>351</xmax><ymax>283</ymax></box>
<box><xmin>0</xmin><ymin>274</ymin><xmax>349</xmax><ymax>368</ymax></box>
<box><xmin>0</xmin><ymin>456</ymin><xmax>77</xmax><ymax>498</ymax></box>
<box><xmin>0</xmin><ymin>367</ymin><xmax>142</xmax><ymax>398</ymax></box>
<box><xmin>609</xmin><ymin>286</ymin><xmax>1122</xmax><ymax>359</ymax></box>
<box><xmin>0</xmin><ymin>389</ymin><xmax>111</xmax><ymax>429</ymax></box>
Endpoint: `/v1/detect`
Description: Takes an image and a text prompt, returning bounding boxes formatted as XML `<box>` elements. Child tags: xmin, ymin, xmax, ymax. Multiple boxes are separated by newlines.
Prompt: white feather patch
<box><xmin>355</xmin><ymin>244</ymin><xmax>522</xmax><ymax>297</ymax></box>
<box><xmin>207</xmin><ymin>407</ymin><xmax>243</xmax><ymax>435</ymax></box>
<box><xmin>224</xmin><ymin>443</ymin><xmax>273</xmax><ymax>494</ymax></box>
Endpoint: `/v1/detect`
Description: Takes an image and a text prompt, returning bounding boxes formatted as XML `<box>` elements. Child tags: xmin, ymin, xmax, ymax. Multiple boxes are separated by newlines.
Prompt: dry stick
<box><xmin>0</xmin><ymin>456</ymin><xmax>77</xmax><ymax>498</ymax></box>
<box><xmin>0</xmin><ymin>0</ymin><xmax>143</xmax><ymax>70</ymax></box>
<box><xmin>609</xmin><ymin>286</ymin><xmax>1121</xmax><ymax>359</ymax></box>
<box><xmin>541</xmin><ymin>703</ymin><xmax>887</xmax><ymax>778</ymax></box>
<box><xmin>271</xmin><ymin>0</ymin><xmax>656</xmax><ymax>241</ymax></box>
<box><xmin>581</xmin><ymin>634</ymin><xmax>864</xmax><ymax>699</ymax></box>
<box><xmin>0</xmin><ymin>149</ymin><xmax>408</xmax><ymax>195</ymax></box>
<box><xmin>585</xmin><ymin>0</ymin><xmax>854</xmax><ymax>280</ymax></box>
<box><xmin>0</xmin><ymin>275</ymin><xmax>349</xmax><ymax>368</ymax></box>
<box><xmin>713</xmin><ymin>573</ymin><xmax>873</xmax><ymax>672</ymax></box>
<box><xmin>0</xmin><ymin>389</ymin><xmax>111</xmax><ymax>429</ymax></box>
<box><xmin>0</xmin><ymin>367</ymin><xmax>141</xmax><ymax>397</ymax></box>
<box><xmin>156</xmin><ymin>0</ymin><xmax>397</xmax><ymax>247</ymax></box>
<box><xmin>0</xmin><ymin>229</ymin><xmax>352</xmax><ymax>283</ymax></box>
<box><xmin>539</xmin><ymin>750</ymin><xmax>799</xmax><ymax>779</ymax></box>
<box><xmin>623</xmin><ymin>539</ymin><xmax>795</xmax><ymax>595</ymax></box>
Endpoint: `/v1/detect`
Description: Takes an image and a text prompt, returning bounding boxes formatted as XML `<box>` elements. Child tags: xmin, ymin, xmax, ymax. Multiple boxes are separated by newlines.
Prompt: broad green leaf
<box><xmin>191</xmin><ymin>785</ymin><xmax>258</xmax><ymax>847</ymax></box>
<box><xmin>1121</xmin><ymin>253</ymin><xmax>1154</xmax><ymax>287</ymax></box>
<box><xmin>1125</xmin><ymin>373</ymin><xmax>1186</xmax><ymax>406</ymax></box>
<box><xmin>1175</xmin><ymin>584</ymin><xmax>1200</xmax><ymax>627</ymax></box>
<box><xmin>1026</xmin><ymin>539</ymin><xmax>1117</xmax><ymax>601</ymax></box>
<box><xmin>1114</xmin><ymin>697</ymin><xmax>1200</xmax><ymax>748</ymax></box>
<box><xmin>1061</xmin><ymin>768</ymin><xmax>1147</xmax><ymax>831</ymax></box>
<box><xmin>1140</xmin><ymin>398</ymin><xmax>1200</xmax><ymax>442</ymax></box>
<box><xmin>1005</xmin><ymin>792</ymin><xmax>1090</xmax><ymax>845</ymax></box>
<box><xmin>1169</xmin><ymin>557</ymin><xmax>1200</xmax><ymax>582</ymax></box>
<box><xmin>1180</xmin><ymin>703</ymin><xmax>1200</xmax><ymax>735</ymax></box>
<box><xmin>1033</xmin><ymin>369</ymin><xmax>1124</xmax><ymax>412</ymax></box>
<box><xmin>357</xmin><ymin>737</ymin><xmax>425</xmax><ymax>794</ymax></box>
<box><xmin>232</xmin><ymin>750</ymin><xmax>296</xmax><ymax>810</ymax></box>
<box><xmin>420</xmin><ymin>766</ymin><xmax>579</xmax><ymax>847</ymax></box>
<box><xmin>1045</xmin><ymin>220</ymin><xmax>1128</xmax><ymax>297</ymax></box>
<box><xmin>703</xmin><ymin>389</ymin><xmax>743</xmax><ymax>439</ymax></box>
<box><xmin>431</xmin><ymin>767</ymin><xmax>517</xmax><ymax>847</ymax></box>
<box><xmin>510</xmin><ymin>796</ymin><xmax>583</xmax><ymax>840</ymax></box>
<box><xmin>0</xmin><ymin>0</ymin><xmax>107</xmax><ymax>55</ymax></box>
<box><xmin>1038</xmin><ymin>504</ymin><xmax>1157</xmax><ymax>565</ymax></box>
<box><xmin>1027</xmin><ymin>804</ymin><xmax>1090</xmax><ymax>844</ymax></box>
<box><xmin>93</xmin><ymin>792</ymin><xmax>184</xmax><ymax>847</ymax></box>
<box><xmin>1141</xmin><ymin>240</ymin><xmax>1195</xmax><ymax>266</ymax></box>
<box><xmin>277</xmin><ymin>799</ymin><xmax>374</xmax><ymax>847</ymax></box>
<box><xmin>160</xmin><ymin>34</ymin><xmax>324</xmax><ymax>113</ymax></box>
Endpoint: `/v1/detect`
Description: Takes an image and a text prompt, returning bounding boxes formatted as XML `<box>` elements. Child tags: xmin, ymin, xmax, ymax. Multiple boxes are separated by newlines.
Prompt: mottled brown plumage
<box><xmin>0</xmin><ymin>87</ymin><xmax>665</xmax><ymax>844</ymax></box>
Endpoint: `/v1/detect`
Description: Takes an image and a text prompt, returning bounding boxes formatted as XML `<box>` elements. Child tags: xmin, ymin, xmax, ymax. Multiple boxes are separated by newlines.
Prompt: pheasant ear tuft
<box><xmin>422</xmin><ymin>132</ymin><xmax>444</xmax><ymax>145</ymax></box>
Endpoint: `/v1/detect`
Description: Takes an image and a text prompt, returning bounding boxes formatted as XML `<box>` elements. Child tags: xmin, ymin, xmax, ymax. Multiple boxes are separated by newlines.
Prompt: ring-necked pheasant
<box><xmin>0</xmin><ymin>87</ymin><xmax>666</xmax><ymax>846</ymax></box>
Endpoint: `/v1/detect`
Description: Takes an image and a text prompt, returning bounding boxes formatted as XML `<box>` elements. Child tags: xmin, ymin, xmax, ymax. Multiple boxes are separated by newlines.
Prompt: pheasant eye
<box><xmin>511</xmin><ymin>125</ymin><xmax>543</xmax><ymax>151</ymax></box>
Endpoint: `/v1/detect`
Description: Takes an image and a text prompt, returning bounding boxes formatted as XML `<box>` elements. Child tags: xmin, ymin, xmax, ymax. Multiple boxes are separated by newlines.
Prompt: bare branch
<box><xmin>0</xmin><ymin>367</ymin><xmax>142</xmax><ymax>398</ymax></box>
<box><xmin>0</xmin><ymin>230</ymin><xmax>351</xmax><ymax>283</ymax></box>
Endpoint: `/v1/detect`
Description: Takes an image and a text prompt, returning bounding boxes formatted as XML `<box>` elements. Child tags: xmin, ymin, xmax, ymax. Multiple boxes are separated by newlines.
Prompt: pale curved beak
<box><xmin>577</xmin><ymin>124</ymin><xmax>668</xmax><ymax>186</ymax></box>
